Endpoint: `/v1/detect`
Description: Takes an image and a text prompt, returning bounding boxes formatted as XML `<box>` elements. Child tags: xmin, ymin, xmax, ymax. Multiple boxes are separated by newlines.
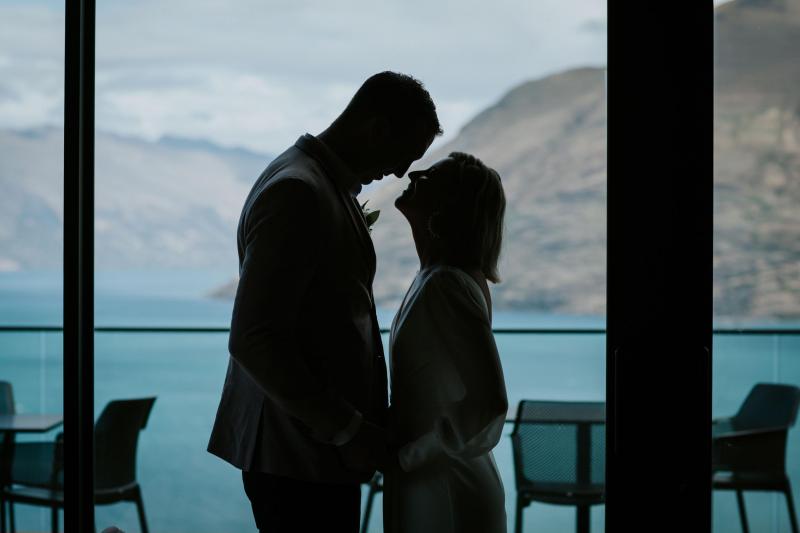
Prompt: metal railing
<box><xmin>1</xmin><ymin>326</ymin><xmax>798</xmax><ymax>334</ymax></box>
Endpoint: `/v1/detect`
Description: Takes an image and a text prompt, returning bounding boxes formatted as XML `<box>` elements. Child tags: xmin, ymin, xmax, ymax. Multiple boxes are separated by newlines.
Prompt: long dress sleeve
<box><xmin>397</xmin><ymin>268</ymin><xmax>508</xmax><ymax>472</ymax></box>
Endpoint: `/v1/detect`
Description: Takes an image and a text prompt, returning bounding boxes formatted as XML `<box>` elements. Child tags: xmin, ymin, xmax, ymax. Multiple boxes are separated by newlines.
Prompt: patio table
<box><xmin>0</xmin><ymin>415</ymin><xmax>63</xmax><ymax>434</ymax></box>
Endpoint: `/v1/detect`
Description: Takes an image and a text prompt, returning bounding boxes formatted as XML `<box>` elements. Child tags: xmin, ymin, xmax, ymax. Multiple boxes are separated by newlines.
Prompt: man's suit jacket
<box><xmin>207</xmin><ymin>134</ymin><xmax>388</xmax><ymax>484</ymax></box>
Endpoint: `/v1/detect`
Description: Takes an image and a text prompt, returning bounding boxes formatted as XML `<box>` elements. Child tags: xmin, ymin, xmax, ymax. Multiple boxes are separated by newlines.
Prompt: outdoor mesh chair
<box><xmin>0</xmin><ymin>381</ymin><xmax>61</xmax><ymax>533</ymax></box>
<box><xmin>0</xmin><ymin>381</ymin><xmax>12</xmax><ymax>416</ymax></box>
<box><xmin>1</xmin><ymin>397</ymin><xmax>156</xmax><ymax>533</ymax></box>
<box><xmin>712</xmin><ymin>383</ymin><xmax>800</xmax><ymax>533</ymax></box>
<box><xmin>0</xmin><ymin>381</ymin><xmax>15</xmax><ymax>533</ymax></box>
<box><xmin>511</xmin><ymin>400</ymin><xmax>605</xmax><ymax>533</ymax></box>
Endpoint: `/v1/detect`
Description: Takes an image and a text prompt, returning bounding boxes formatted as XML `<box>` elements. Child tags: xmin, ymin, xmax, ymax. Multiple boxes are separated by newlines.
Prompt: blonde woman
<box><xmin>384</xmin><ymin>152</ymin><xmax>508</xmax><ymax>533</ymax></box>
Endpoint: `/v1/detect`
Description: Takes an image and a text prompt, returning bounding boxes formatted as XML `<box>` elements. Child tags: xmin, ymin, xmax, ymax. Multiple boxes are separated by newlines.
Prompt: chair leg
<box><xmin>784</xmin><ymin>488</ymin><xmax>799</xmax><ymax>533</ymax></box>
<box><xmin>134</xmin><ymin>488</ymin><xmax>149</xmax><ymax>533</ymax></box>
<box><xmin>0</xmin><ymin>497</ymin><xmax>5</xmax><ymax>533</ymax></box>
<box><xmin>576</xmin><ymin>505</ymin><xmax>590</xmax><ymax>533</ymax></box>
<box><xmin>8</xmin><ymin>501</ymin><xmax>14</xmax><ymax>533</ymax></box>
<box><xmin>515</xmin><ymin>496</ymin><xmax>524</xmax><ymax>533</ymax></box>
<box><xmin>735</xmin><ymin>490</ymin><xmax>749</xmax><ymax>533</ymax></box>
<box><xmin>360</xmin><ymin>481</ymin><xmax>378</xmax><ymax>533</ymax></box>
<box><xmin>51</xmin><ymin>505</ymin><xmax>58</xmax><ymax>533</ymax></box>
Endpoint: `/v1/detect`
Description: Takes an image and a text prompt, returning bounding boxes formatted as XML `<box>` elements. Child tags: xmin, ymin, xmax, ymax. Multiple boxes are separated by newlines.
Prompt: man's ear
<box><xmin>369</xmin><ymin>116</ymin><xmax>392</xmax><ymax>146</ymax></box>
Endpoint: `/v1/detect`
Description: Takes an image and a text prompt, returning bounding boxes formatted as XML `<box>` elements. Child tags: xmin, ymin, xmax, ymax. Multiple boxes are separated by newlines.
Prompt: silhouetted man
<box><xmin>208</xmin><ymin>72</ymin><xmax>442</xmax><ymax>532</ymax></box>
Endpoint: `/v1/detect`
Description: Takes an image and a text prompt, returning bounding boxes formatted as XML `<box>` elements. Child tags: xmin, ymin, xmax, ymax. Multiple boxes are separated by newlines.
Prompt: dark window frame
<box><xmin>64</xmin><ymin>0</ymin><xmax>95</xmax><ymax>531</ymax></box>
<box><xmin>606</xmin><ymin>1</ymin><xmax>713</xmax><ymax>530</ymax></box>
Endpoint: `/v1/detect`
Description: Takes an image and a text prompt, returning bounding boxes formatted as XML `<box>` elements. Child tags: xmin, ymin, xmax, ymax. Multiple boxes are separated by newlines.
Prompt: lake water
<box><xmin>1</xmin><ymin>270</ymin><xmax>798</xmax><ymax>532</ymax></box>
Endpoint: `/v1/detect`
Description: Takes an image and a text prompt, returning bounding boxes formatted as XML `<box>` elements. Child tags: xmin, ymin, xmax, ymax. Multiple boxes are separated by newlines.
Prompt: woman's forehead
<box><xmin>428</xmin><ymin>157</ymin><xmax>457</xmax><ymax>174</ymax></box>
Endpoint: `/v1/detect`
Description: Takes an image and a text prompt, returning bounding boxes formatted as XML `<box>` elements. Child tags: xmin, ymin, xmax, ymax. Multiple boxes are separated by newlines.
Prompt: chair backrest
<box><xmin>94</xmin><ymin>397</ymin><xmax>156</xmax><ymax>490</ymax></box>
<box><xmin>733</xmin><ymin>383</ymin><xmax>800</xmax><ymax>432</ymax></box>
<box><xmin>511</xmin><ymin>400</ymin><xmax>605</xmax><ymax>491</ymax></box>
<box><xmin>0</xmin><ymin>381</ymin><xmax>14</xmax><ymax>415</ymax></box>
<box><xmin>0</xmin><ymin>381</ymin><xmax>16</xmax><ymax>472</ymax></box>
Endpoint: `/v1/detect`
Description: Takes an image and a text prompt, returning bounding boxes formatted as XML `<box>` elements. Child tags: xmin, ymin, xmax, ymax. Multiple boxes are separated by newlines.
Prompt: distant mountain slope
<box><xmin>712</xmin><ymin>0</ymin><xmax>800</xmax><ymax>317</ymax></box>
<box><xmin>0</xmin><ymin>128</ymin><xmax>268</xmax><ymax>270</ymax></box>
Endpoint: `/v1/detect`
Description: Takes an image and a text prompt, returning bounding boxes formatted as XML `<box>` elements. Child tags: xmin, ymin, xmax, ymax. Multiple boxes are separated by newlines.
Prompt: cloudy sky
<box><xmin>0</xmin><ymin>0</ymin><xmax>607</xmax><ymax>154</ymax></box>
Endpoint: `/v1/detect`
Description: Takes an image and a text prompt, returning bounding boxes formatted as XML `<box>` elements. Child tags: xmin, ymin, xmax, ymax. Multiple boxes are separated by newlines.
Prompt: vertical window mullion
<box><xmin>606</xmin><ymin>2</ymin><xmax>713</xmax><ymax>530</ymax></box>
<box><xmin>64</xmin><ymin>0</ymin><xmax>95</xmax><ymax>531</ymax></box>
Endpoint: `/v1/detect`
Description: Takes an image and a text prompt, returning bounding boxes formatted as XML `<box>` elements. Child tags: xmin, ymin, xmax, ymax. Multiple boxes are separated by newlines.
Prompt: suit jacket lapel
<box><xmin>294</xmin><ymin>134</ymin><xmax>377</xmax><ymax>280</ymax></box>
<box><xmin>335</xmin><ymin>187</ymin><xmax>377</xmax><ymax>280</ymax></box>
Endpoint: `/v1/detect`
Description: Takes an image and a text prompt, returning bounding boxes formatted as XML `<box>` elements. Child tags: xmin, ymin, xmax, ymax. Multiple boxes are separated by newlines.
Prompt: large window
<box><xmin>0</xmin><ymin>1</ymin><xmax>673</xmax><ymax>532</ymax></box>
<box><xmin>91</xmin><ymin>2</ymin><xmax>607</xmax><ymax>532</ymax></box>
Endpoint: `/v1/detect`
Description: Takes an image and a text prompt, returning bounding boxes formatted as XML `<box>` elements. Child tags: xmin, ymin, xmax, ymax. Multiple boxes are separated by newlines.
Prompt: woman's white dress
<box><xmin>384</xmin><ymin>265</ymin><xmax>508</xmax><ymax>533</ymax></box>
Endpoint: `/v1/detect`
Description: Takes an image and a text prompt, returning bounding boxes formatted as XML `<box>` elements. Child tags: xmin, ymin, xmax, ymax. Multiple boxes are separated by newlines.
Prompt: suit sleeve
<box><xmin>397</xmin><ymin>270</ymin><xmax>509</xmax><ymax>472</ymax></box>
<box><xmin>228</xmin><ymin>178</ymin><xmax>356</xmax><ymax>443</ymax></box>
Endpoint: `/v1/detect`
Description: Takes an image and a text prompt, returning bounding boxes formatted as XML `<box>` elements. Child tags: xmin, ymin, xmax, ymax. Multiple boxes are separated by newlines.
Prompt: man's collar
<box><xmin>295</xmin><ymin>133</ymin><xmax>361</xmax><ymax>194</ymax></box>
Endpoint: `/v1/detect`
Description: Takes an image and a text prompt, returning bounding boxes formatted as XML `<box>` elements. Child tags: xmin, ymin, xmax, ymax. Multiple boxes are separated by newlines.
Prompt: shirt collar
<box><xmin>295</xmin><ymin>133</ymin><xmax>361</xmax><ymax>195</ymax></box>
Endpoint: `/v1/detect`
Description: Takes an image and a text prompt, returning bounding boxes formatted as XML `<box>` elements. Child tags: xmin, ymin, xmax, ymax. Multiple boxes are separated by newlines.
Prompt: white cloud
<box><xmin>0</xmin><ymin>0</ymin><xmax>606</xmax><ymax>154</ymax></box>
<box><xmin>97</xmin><ymin>66</ymin><xmax>355</xmax><ymax>151</ymax></box>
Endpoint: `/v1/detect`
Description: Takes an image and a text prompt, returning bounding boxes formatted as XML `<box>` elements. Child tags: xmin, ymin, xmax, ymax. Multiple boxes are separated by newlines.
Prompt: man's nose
<box><xmin>394</xmin><ymin>162</ymin><xmax>413</xmax><ymax>178</ymax></box>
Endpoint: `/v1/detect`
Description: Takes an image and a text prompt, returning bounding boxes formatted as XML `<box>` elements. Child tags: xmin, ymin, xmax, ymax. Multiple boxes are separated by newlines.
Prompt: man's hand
<box><xmin>338</xmin><ymin>420</ymin><xmax>387</xmax><ymax>474</ymax></box>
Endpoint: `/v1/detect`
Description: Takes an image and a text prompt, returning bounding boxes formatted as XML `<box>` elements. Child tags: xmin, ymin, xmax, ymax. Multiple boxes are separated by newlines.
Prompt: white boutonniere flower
<box><xmin>360</xmin><ymin>200</ymin><xmax>380</xmax><ymax>233</ymax></box>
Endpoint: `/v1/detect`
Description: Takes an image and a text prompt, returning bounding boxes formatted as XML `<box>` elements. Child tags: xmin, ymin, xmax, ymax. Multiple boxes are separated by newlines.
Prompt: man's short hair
<box><xmin>343</xmin><ymin>71</ymin><xmax>443</xmax><ymax>139</ymax></box>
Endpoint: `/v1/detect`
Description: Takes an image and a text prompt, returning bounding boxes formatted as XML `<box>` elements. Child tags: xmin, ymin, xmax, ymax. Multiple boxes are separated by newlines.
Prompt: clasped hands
<box><xmin>338</xmin><ymin>419</ymin><xmax>400</xmax><ymax>474</ymax></box>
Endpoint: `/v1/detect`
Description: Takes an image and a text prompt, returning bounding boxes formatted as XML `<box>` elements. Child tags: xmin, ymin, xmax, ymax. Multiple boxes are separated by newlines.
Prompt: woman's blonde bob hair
<box><xmin>434</xmin><ymin>152</ymin><xmax>506</xmax><ymax>283</ymax></box>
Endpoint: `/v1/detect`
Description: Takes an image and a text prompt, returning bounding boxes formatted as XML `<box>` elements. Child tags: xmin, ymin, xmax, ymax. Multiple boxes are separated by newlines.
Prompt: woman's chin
<box><xmin>395</xmin><ymin>189</ymin><xmax>415</xmax><ymax>208</ymax></box>
<box><xmin>394</xmin><ymin>196</ymin><xmax>412</xmax><ymax>218</ymax></box>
